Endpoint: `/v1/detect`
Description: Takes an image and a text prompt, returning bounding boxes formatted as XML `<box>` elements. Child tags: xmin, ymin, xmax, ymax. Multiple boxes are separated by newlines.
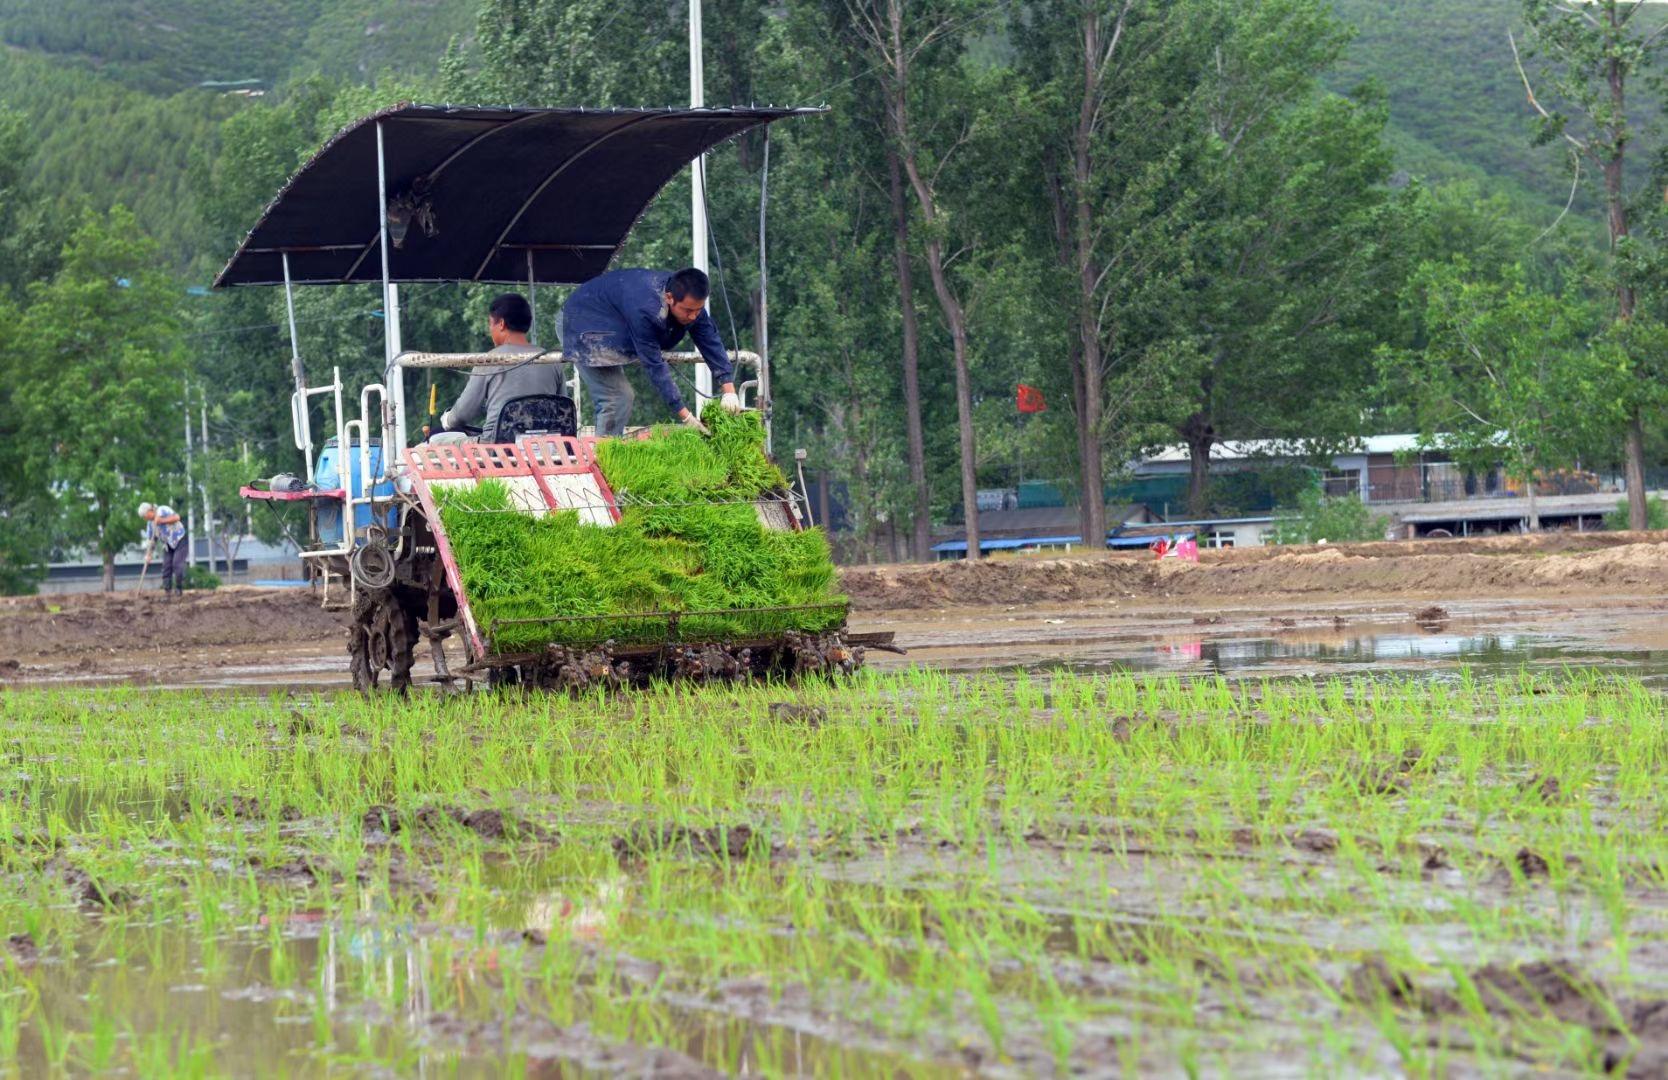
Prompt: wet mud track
<box><xmin>8</xmin><ymin>589</ymin><xmax>1668</xmax><ymax>690</ymax></box>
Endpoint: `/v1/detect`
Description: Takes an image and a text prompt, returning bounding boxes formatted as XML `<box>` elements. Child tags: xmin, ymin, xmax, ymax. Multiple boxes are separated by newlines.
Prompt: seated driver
<box><xmin>428</xmin><ymin>293</ymin><xmax>555</xmax><ymax>444</ymax></box>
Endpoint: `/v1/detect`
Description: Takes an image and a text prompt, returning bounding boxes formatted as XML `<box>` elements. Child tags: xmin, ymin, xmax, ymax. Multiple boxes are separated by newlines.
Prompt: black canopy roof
<box><xmin>213</xmin><ymin>103</ymin><xmax>819</xmax><ymax>289</ymax></box>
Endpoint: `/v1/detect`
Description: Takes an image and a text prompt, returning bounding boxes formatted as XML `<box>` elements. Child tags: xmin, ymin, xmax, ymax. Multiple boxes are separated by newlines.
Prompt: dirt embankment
<box><xmin>5</xmin><ymin>533</ymin><xmax>1667</xmax><ymax>666</ymax></box>
<box><xmin>0</xmin><ymin>588</ymin><xmax>345</xmax><ymax>661</ymax></box>
<box><xmin>840</xmin><ymin>533</ymin><xmax>1668</xmax><ymax>610</ymax></box>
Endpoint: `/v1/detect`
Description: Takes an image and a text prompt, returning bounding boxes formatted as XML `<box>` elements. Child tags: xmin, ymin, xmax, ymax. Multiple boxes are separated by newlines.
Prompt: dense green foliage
<box><xmin>1605</xmin><ymin>495</ymin><xmax>1668</xmax><ymax>531</ymax></box>
<box><xmin>9</xmin><ymin>209</ymin><xmax>190</xmax><ymax>587</ymax></box>
<box><xmin>0</xmin><ymin>0</ymin><xmax>475</xmax><ymax>93</ymax></box>
<box><xmin>6</xmin><ymin>0</ymin><xmax>1668</xmax><ymax>586</ymax></box>
<box><xmin>1271</xmin><ymin>488</ymin><xmax>1391</xmax><ymax>545</ymax></box>
<box><xmin>1387</xmin><ymin>260</ymin><xmax>1622</xmax><ymax>511</ymax></box>
<box><xmin>441</xmin><ymin>409</ymin><xmax>842</xmax><ymax>651</ymax></box>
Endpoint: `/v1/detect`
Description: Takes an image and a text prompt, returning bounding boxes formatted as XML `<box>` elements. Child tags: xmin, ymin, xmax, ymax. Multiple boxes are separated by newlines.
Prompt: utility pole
<box><xmin>200</xmin><ymin>392</ymin><xmax>214</xmax><ymax>574</ymax></box>
<box><xmin>690</xmin><ymin>0</ymin><xmax>712</xmax><ymax>408</ymax></box>
<box><xmin>183</xmin><ymin>378</ymin><xmax>196</xmax><ymax>571</ymax></box>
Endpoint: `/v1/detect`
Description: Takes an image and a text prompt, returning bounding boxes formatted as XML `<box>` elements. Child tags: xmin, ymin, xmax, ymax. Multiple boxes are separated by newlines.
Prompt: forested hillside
<box><xmin>0</xmin><ymin>0</ymin><xmax>474</xmax><ymax>91</ymax></box>
<box><xmin>0</xmin><ymin>0</ymin><xmax>476</xmax><ymax>268</ymax></box>
<box><xmin>1332</xmin><ymin>0</ymin><xmax>1664</xmax><ymax>221</ymax></box>
<box><xmin>0</xmin><ymin>51</ymin><xmax>238</xmax><ymax>266</ymax></box>
<box><xmin>0</xmin><ymin>0</ymin><xmax>1639</xmax><ymax>268</ymax></box>
<box><xmin>3</xmin><ymin>0</ymin><xmax>1667</xmax><ymax>590</ymax></box>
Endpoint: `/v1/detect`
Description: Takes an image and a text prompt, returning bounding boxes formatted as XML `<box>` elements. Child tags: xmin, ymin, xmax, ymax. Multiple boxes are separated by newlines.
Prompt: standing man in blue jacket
<box><xmin>559</xmin><ymin>267</ymin><xmax>743</xmax><ymax>437</ymax></box>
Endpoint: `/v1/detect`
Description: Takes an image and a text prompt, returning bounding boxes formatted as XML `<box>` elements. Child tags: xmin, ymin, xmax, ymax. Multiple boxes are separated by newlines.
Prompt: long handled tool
<box><xmin>138</xmin><ymin>539</ymin><xmax>155</xmax><ymax>589</ymax></box>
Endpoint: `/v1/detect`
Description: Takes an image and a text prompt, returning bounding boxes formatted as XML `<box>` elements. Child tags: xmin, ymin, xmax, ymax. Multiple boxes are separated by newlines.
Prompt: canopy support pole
<box><xmin>375</xmin><ymin>121</ymin><xmax>407</xmax><ymax>454</ymax></box>
<box><xmin>526</xmin><ymin>249</ymin><xmax>537</xmax><ymax>345</ymax></box>
<box><xmin>758</xmin><ymin>130</ymin><xmax>771</xmax><ymax>454</ymax></box>
<box><xmin>690</xmin><ymin>0</ymin><xmax>712</xmax><ymax>409</ymax></box>
<box><xmin>282</xmin><ymin>252</ymin><xmax>314</xmax><ymax>482</ymax></box>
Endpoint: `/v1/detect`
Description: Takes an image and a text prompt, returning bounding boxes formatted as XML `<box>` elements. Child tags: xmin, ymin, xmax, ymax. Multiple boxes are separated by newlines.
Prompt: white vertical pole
<box><xmin>200</xmin><ymin>395</ymin><xmax>213</xmax><ymax>573</ymax></box>
<box><xmin>758</xmin><ymin>132</ymin><xmax>771</xmax><ymax>454</ymax></box>
<box><xmin>281</xmin><ymin>252</ymin><xmax>313</xmax><ymax>482</ymax></box>
<box><xmin>690</xmin><ymin>0</ymin><xmax>712</xmax><ymax>407</ymax></box>
<box><xmin>526</xmin><ymin>249</ymin><xmax>537</xmax><ymax>344</ymax></box>
<box><xmin>183</xmin><ymin>378</ymin><xmax>196</xmax><ymax>570</ymax></box>
<box><xmin>387</xmin><ymin>284</ymin><xmax>405</xmax><ymax>452</ymax></box>
<box><xmin>242</xmin><ymin>440</ymin><xmax>252</xmax><ymax>536</ymax></box>
<box><xmin>375</xmin><ymin>121</ymin><xmax>407</xmax><ymax>454</ymax></box>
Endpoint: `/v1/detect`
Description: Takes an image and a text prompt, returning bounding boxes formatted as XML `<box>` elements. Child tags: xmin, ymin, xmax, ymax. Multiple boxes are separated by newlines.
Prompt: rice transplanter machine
<box><xmin>225</xmin><ymin>104</ymin><xmax>893</xmax><ymax>690</ymax></box>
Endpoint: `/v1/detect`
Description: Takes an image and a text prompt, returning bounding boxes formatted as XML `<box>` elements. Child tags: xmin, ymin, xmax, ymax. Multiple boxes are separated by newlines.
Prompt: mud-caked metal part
<box><xmin>348</xmin><ymin>588</ymin><xmax>419</xmax><ymax>692</ymax></box>
<box><xmin>783</xmin><ymin>631</ymin><xmax>864</xmax><ymax>676</ymax></box>
<box><xmin>672</xmin><ymin>643</ymin><xmax>752</xmax><ymax>681</ymax></box>
<box><xmin>535</xmin><ymin>641</ymin><xmax>630</xmax><ymax>691</ymax></box>
<box><xmin>350</xmin><ymin>539</ymin><xmax>396</xmax><ymax>590</ymax></box>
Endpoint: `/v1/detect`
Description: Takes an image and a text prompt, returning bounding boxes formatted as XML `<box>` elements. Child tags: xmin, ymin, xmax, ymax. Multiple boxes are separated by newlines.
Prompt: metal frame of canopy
<box><xmin>220</xmin><ymin>103</ymin><xmax>818</xmax><ymax>496</ymax></box>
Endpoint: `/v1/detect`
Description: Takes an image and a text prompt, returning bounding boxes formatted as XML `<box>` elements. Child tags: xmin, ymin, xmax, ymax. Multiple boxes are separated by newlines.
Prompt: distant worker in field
<box><xmin>558</xmin><ymin>267</ymin><xmax>743</xmax><ymax>437</ymax></box>
<box><xmin>429</xmin><ymin>293</ymin><xmax>553</xmax><ymax>443</ymax></box>
<box><xmin>137</xmin><ymin>502</ymin><xmax>188</xmax><ymax>598</ymax></box>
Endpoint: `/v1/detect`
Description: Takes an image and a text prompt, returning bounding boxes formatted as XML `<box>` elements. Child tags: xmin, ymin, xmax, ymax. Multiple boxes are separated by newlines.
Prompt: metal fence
<box><xmin>1325</xmin><ymin>462</ymin><xmax>1623</xmax><ymax>505</ymax></box>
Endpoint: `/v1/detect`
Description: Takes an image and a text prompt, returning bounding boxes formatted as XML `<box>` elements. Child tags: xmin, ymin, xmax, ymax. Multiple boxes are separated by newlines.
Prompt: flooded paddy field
<box><xmin>6</xmin><ymin>671</ymin><xmax>1668</xmax><ymax>1074</ymax></box>
<box><xmin>8</xmin><ymin>589</ymin><xmax>1668</xmax><ymax>692</ymax></box>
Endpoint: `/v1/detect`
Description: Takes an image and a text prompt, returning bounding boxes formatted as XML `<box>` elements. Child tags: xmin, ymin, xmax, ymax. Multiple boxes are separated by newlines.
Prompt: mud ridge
<box><xmin>840</xmin><ymin>535</ymin><xmax>1668</xmax><ymax>609</ymax></box>
<box><xmin>1345</xmin><ymin>957</ymin><xmax>1668</xmax><ymax>1075</ymax></box>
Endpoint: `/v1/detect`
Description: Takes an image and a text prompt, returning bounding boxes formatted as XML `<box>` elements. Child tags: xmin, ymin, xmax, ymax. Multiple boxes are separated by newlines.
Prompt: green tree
<box><xmin>1271</xmin><ymin>486</ymin><xmax>1389</xmax><ymax>544</ymax></box>
<box><xmin>1389</xmin><ymin>259</ymin><xmax>1621</xmax><ymax>529</ymax></box>
<box><xmin>0</xmin><ymin>291</ymin><xmax>53</xmax><ymax>594</ymax></box>
<box><xmin>1156</xmin><ymin>0</ymin><xmax>1403</xmax><ymax>515</ymax></box>
<box><xmin>13</xmin><ymin>207</ymin><xmax>188</xmax><ymax>590</ymax></box>
<box><xmin>0</xmin><ymin>107</ymin><xmax>63</xmax><ymax>593</ymax></box>
<box><xmin>1513</xmin><ymin>0</ymin><xmax>1668</xmax><ymax>528</ymax></box>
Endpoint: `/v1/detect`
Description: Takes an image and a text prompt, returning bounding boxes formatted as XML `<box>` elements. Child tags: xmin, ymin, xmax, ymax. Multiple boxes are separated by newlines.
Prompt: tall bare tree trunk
<box><xmin>913</xmin><ymin>240</ymin><xmax>980</xmax><ymax>558</ymax></box>
<box><xmin>1072</xmin><ymin>353</ymin><xmax>1093</xmax><ymax>538</ymax></box>
<box><xmin>887</xmin><ymin>147</ymin><xmax>932</xmax><ymax>560</ymax></box>
<box><xmin>1181</xmin><ymin>411</ymin><xmax>1215</xmax><ymax>518</ymax></box>
<box><xmin>1603</xmin><ymin>31</ymin><xmax>1647</xmax><ymax>529</ymax></box>
<box><xmin>102</xmin><ymin>550</ymin><xmax>115</xmax><ymax>592</ymax></box>
<box><xmin>1626</xmin><ymin>417</ymin><xmax>1648</xmax><ymax>527</ymax></box>
<box><xmin>883</xmin><ymin>0</ymin><xmax>980</xmax><ymax>558</ymax></box>
<box><xmin>1045</xmin><ymin>156</ymin><xmax>1096</xmax><ymax>542</ymax></box>
<box><xmin>1073</xmin><ymin>18</ymin><xmax>1106</xmax><ymax>549</ymax></box>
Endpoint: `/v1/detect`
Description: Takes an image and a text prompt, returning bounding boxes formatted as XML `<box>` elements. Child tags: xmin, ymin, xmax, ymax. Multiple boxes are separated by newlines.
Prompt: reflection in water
<box><xmin>9</xmin><ymin>866</ymin><xmax>925</xmax><ymax>1076</ymax></box>
<box><xmin>1150</xmin><ymin>632</ymin><xmax>1668</xmax><ymax>678</ymax></box>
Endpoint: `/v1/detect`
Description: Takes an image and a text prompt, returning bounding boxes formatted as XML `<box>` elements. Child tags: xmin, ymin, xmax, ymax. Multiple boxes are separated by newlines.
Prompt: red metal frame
<box><xmin>519</xmin><ymin>436</ymin><xmax>622</xmax><ymax>523</ymax></box>
<box><xmin>402</xmin><ymin>448</ymin><xmax>487</xmax><ymax>658</ymax></box>
<box><xmin>402</xmin><ymin>441</ymin><xmax>621</xmax><ymax>659</ymax></box>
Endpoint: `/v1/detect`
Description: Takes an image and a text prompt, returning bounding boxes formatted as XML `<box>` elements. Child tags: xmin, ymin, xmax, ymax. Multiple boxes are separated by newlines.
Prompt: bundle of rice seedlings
<box><xmin>438</xmin><ymin>407</ymin><xmax>843</xmax><ymax>652</ymax></box>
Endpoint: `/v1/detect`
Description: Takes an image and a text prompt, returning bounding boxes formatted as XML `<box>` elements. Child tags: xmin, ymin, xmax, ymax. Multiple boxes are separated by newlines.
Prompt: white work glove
<box><xmin>720</xmin><ymin>390</ymin><xmax>743</xmax><ymax>415</ymax></box>
<box><xmin>681</xmin><ymin>411</ymin><xmax>711</xmax><ymax>436</ymax></box>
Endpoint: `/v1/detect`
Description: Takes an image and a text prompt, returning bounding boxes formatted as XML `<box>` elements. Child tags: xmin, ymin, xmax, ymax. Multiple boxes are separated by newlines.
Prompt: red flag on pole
<box><xmin>1016</xmin><ymin>384</ymin><xmax>1046</xmax><ymax>413</ymax></box>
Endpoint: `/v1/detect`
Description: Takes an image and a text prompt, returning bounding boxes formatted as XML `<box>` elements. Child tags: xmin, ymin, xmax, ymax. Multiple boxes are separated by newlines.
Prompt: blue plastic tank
<box><xmin>313</xmin><ymin>437</ymin><xmax>398</xmax><ymax>544</ymax></box>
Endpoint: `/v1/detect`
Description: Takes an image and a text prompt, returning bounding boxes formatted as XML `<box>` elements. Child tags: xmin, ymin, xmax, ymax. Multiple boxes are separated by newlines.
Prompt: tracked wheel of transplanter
<box><xmin>348</xmin><ymin>588</ymin><xmax>418</xmax><ymax>693</ymax></box>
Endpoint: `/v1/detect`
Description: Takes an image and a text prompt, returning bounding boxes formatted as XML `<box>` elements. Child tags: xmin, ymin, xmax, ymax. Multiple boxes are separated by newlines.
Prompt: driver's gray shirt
<box><xmin>440</xmin><ymin>343</ymin><xmax>560</xmax><ymax>439</ymax></box>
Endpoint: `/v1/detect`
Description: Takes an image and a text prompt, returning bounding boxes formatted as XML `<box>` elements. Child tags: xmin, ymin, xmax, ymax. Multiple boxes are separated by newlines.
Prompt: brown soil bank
<box><xmin>6</xmin><ymin>532</ymin><xmax>1664</xmax><ymax>663</ymax></box>
<box><xmin>841</xmin><ymin>532</ymin><xmax>1668</xmax><ymax>610</ymax></box>
<box><xmin>0</xmin><ymin>588</ymin><xmax>345</xmax><ymax>660</ymax></box>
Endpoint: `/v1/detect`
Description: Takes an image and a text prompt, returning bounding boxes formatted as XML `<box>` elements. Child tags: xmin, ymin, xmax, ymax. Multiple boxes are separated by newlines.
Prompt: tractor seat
<box><xmin>492</xmin><ymin>394</ymin><xmax>577</xmax><ymax>443</ymax></box>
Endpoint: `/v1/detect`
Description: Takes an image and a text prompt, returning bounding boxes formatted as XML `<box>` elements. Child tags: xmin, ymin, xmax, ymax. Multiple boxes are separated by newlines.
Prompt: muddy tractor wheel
<box><xmin>348</xmin><ymin>589</ymin><xmax>419</xmax><ymax>692</ymax></box>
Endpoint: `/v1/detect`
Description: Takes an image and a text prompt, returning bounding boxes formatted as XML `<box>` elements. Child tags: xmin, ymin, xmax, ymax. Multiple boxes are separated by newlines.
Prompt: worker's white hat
<box><xmin>137</xmin><ymin>502</ymin><xmax>155</xmax><ymax>517</ymax></box>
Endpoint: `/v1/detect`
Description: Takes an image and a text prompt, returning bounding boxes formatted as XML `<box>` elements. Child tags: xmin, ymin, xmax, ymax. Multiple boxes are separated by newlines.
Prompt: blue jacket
<box><xmin>558</xmin><ymin>268</ymin><xmax>734</xmax><ymax>414</ymax></box>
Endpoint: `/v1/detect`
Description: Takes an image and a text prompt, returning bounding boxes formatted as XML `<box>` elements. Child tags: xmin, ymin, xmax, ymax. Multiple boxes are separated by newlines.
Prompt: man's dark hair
<box><xmin>665</xmin><ymin>267</ymin><xmax>710</xmax><ymax>303</ymax></box>
<box><xmin>488</xmin><ymin>292</ymin><xmax>533</xmax><ymax>333</ymax></box>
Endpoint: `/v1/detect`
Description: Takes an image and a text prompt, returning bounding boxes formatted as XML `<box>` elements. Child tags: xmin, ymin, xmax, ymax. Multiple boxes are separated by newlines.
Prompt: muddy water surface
<box><xmin>10</xmin><ymin>595</ymin><xmax>1668</xmax><ymax>690</ymax></box>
